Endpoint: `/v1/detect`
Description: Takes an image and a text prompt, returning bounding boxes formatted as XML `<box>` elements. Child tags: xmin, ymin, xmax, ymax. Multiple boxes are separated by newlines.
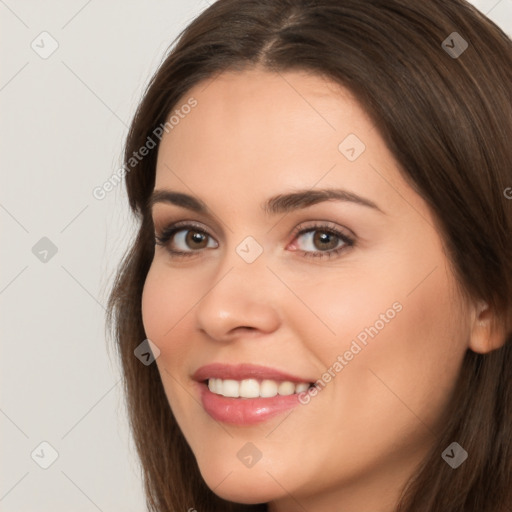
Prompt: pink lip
<box><xmin>193</xmin><ymin>363</ymin><xmax>313</xmax><ymax>383</ymax></box>
<box><xmin>193</xmin><ymin>363</ymin><xmax>314</xmax><ymax>426</ymax></box>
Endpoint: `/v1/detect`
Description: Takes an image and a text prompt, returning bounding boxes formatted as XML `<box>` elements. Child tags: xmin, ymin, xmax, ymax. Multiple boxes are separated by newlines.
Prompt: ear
<box><xmin>468</xmin><ymin>300</ymin><xmax>507</xmax><ymax>354</ymax></box>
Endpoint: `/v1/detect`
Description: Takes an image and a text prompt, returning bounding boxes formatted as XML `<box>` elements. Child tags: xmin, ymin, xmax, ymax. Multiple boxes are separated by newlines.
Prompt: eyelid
<box><xmin>152</xmin><ymin>210</ymin><xmax>225</xmax><ymax>238</ymax></box>
<box><xmin>290</xmin><ymin>220</ymin><xmax>355</xmax><ymax>240</ymax></box>
<box><xmin>154</xmin><ymin>219</ymin><xmax>356</xmax><ymax>259</ymax></box>
<box><xmin>155</xmin><ymin>220</ymin><xmax>218</xmax><ymax>246</ymax></box>
<box><xmin>155</xmin><ymin>219</ymin><xmax>216</xmax><ymax>238</ymax></box>
<box><xmin>288</xmin><ymin>221</ymin><xmax>355</xmax><ymax>257</ymax></box>
<box><xmin>154</xmin><ymin>218</ymin><xmax>354</xmax><ymax>240</ymax></box>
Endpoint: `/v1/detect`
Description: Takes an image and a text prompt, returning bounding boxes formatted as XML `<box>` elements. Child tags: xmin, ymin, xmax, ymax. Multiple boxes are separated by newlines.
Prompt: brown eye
<box><xmin>290</xmin><ymin>223</ymin><xmax>355</xmax><ymax>260</ymax></box>
<box><xmin>155</xmin><ymin>224</ymin><xmax>218</xmax><ymax>256</ymax></box>
<box><xmin>295</xmin><ymin>228</ymin><xmax>349</xmax><ymax>253</ymax></box>
<box><xmin>311</xmin><ymin>231</ymin><xmax>340</xmax><ymax>251</ymax></box>
<box><xmin>185</xmin><ymin>230</ymin><xmax>209</xmax><ymax>249</ymax></box>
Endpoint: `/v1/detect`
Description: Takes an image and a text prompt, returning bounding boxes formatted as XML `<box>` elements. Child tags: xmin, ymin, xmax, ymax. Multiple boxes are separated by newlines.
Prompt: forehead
<box><xmin>153</xmin><ymin>68</ymin><xmax>418</xmax><ymax>219</ymax></box>
<box><xmin>156</xmin><ymin>68</ymin><xmax>371</xmax><ymax>165</ymax></box>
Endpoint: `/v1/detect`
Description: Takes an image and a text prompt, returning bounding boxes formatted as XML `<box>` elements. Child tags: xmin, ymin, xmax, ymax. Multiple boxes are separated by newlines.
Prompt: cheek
<box><xmin>288</xmin><ymin>252</ymin><xmax>468</xmax><ymax>434</ymax></box>
<box><xmin>334</xmin><ymin>258</ymin><xmax>468</xmax><ymax>433</ymax></box>
<box><xmin>140</xmin><ymin>262</ymin><xmax>204</xmax><ymax>431</ymax></box>
<box><xmin>141</xmin><ymin>261</ymin><xmax>200</xmax><ymax>347</ymax></box>
<box><xmin>140</xmin><ymin>262</ymin><xmax>203</xmax><ymax>393</ymax></box>
<box><xmin>364</xmin><ymin>259</ymin><xmax>467</xmax><ymax>373</ymax></box>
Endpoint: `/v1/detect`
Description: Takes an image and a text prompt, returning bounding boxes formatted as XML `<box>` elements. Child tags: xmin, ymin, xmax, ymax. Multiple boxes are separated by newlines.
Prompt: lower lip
<box><xmin>198</xmin><ymin>382</ymin><xmax>303</xmax><ymax>425</ymax></box>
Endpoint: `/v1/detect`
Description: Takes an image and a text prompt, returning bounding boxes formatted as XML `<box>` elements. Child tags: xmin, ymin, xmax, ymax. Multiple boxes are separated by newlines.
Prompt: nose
<box><xmin>195</xmin><ymin>252</ymin><xmax>281</xmax><ymax>342</ymax></box>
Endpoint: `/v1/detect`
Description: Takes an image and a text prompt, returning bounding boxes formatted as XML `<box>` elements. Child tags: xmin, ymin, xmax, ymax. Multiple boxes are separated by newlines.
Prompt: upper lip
<box><xmin>193</xmin><ymin>363</ymin><xmax>314</xmax><ymax>383</ymax></box>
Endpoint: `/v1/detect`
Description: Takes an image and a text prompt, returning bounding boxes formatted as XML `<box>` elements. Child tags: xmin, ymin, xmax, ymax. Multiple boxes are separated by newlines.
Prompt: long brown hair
<box><xmin>106</xmin><ymin>1</ymin><xmax>512</xmax><ymax>510</ymax></box>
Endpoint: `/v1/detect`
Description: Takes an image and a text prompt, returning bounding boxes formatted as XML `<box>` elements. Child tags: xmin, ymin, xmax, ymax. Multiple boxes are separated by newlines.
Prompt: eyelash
<box><xmin>154</xmin><ymin>221</ymin><xmax>355</xmax><ymax>260</ymax></box>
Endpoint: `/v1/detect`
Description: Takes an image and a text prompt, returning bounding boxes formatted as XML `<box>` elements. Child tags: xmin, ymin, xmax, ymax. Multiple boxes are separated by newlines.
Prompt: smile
<box><xmin>207</xmin><ymin>378</ymin><xmax>311</xmax><ymax>398</ymax></box>
<box><xmin>193</xmin><ymin>363</ymin><xmax>316</xmax><ymax>425</ymax></box>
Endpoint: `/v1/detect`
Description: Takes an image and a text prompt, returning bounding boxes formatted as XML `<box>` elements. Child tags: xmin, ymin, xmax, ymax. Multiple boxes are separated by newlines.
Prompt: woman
<box><xmin>106</xmin><ymin>0</ymin><xmax>512</xmax><ymax>510</ymax></box>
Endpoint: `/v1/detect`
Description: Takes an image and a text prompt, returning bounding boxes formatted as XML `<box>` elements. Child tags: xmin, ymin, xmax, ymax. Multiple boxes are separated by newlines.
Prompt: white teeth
<box><xmin>222</xmin><ymin>379</ymin><xmax>239</xmax><ymax>398</ymax></box>
<box><xmin>277</xmin><ymin>381</ymin><xmax>295</xmax><ymax>396</ymax></box>
<box><xmin>207</xmin><ymin>378</ymin><xmax>311</xmax><ymax>398</ymax></box>
<box><xmin>239</xmin><ymin>378</ymin><xmax>260</xmax><ymax>398</ymax></box>
<box><xmin>260</xmin><ymin>379</ymin><xmax>278</xmax><ymax>397</ymax></box>
<box><xmin>295</xmin><ymin>382</ymin><xmax>310</xmax><ymax>393</ymax></box>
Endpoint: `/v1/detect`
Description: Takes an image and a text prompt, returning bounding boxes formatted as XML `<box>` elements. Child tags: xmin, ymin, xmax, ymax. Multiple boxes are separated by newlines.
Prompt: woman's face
<box><xmin>142</xmin><ymin>68</ymin><xmax>473</xmax><ymax>510</ymax></box>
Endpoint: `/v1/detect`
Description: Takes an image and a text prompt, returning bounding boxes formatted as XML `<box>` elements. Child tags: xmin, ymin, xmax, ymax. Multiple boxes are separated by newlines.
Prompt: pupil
<box><xmin>188</xmin><ymin>231</ymin><xmax>206</xmax><ymax>248</ymax></box>
<box><xmin>315</xmin><ymin>231</ymin><xmax>336</xmax><ymax>250</ymax></box>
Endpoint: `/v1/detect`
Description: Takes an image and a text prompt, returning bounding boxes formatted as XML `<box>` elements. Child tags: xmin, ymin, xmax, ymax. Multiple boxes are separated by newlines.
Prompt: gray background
<box><xmin>1</xmin><ymin>1</ymin><xmax>511</xmax><ymax>510</ymax></box>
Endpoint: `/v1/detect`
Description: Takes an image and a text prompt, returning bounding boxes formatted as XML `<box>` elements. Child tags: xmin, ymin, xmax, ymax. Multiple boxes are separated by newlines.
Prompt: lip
<box><xmin>193</xmin><ymin>363</ymin><xmax>314</xmax><ymax>383</ymax></box>
<box><xmin>193</xmin><ymin>363</ymin><xmax>315</xmax><ymax>426</ymax></box>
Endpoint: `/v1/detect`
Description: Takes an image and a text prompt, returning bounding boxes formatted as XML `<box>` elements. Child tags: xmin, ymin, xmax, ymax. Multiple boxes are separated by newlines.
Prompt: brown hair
<box><xmin>106</xmin><ymin>0</ymin><xmax>512</xmax><ymax>510</ymax></box>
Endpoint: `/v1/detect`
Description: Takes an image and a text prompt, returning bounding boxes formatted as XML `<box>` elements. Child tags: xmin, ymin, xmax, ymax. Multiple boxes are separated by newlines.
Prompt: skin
<box><xmin>141</xmin><ymin>68</ymin><xmax>499</xmax><ymax>512</ymax></box>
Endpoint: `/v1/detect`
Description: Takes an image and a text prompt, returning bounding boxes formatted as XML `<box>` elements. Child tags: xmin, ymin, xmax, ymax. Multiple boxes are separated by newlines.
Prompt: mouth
<box><xmin>205</xmin><ymin>377</ymin><xmax>314</xmax><ymax>398</ymax></box>
<box><xmin>193</xmin><ymin>363</ymin><xmax>317</xmax><ymax>425</ymax></box>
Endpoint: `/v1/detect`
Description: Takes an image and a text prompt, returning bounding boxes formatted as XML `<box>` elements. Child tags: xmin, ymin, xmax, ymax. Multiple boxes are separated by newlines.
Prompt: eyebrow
<box><xmin>148</xmin><ymin>188</ymin><xmax>384</xmax><ymax>216</ymax></box>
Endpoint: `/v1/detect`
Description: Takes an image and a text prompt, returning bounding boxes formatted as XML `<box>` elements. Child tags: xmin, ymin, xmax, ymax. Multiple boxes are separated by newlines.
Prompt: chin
<box><xmin>198</xmin><ymin>460</ymin><xmax>286</xmax><ymax>504</ymax></box>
